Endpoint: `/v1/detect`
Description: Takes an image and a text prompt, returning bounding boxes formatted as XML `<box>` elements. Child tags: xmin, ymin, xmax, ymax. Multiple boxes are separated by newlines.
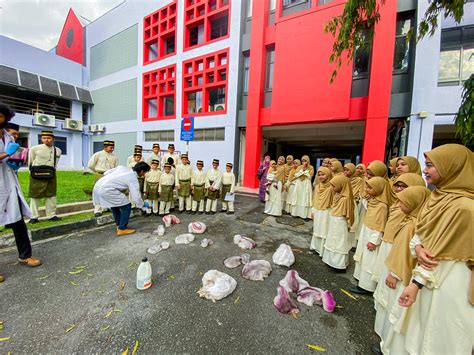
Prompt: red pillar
<box><xmin>362</xmin><ymin>0</ymin><xmax>397</xmax><ymax>164</ymax></box>
<box><xmin>243</xmin><ymin>0</ymin><xmax>269</xmax><ymax>188</ymax></box>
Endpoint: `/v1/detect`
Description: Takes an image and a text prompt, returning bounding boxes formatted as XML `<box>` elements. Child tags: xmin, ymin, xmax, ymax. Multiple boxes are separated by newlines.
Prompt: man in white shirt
<box><xmin>88</xmin><ymin>140</ymin><xmax>118</xmax><ymax>217</ymax></box>
<box><xmin>93</xmin><ymin>161</ymin><xmax>150</xmax><ymax>236</ymax></box>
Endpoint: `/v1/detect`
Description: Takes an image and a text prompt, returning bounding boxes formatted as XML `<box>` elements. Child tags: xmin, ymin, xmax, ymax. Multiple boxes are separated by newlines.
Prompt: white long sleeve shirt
<box><xmin>93</xmin><ymin>166</ymin><xmax>143</xmax><ymax>208</ymax></box>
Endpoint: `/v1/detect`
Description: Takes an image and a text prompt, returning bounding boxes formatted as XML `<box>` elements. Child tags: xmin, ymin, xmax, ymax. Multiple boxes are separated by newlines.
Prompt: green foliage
<box><xmin>324</xmin><ymin>0</ymin><xmax>383</xmax><ymax>82</ymax></box>
<box><xmin>454</xmin><ymin>74</ymin><xmax>474</xmax><ymax>146</ymax></box>
<box><xmin>417</xmin><ymin>0</ymin><xmax>467</xmax><ymax>40</ymax></box>
<box><xmin>18</xmin><ymin>171</ymin><xmax>95</xmax><ymax>206</ymax></box>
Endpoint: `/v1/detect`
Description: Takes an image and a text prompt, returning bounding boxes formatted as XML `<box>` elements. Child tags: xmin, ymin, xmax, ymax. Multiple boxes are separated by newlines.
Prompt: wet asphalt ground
<box><xmin>0</xmin><ymin>195</ymin><xmax>378</xmax><ymax>354</ymax></box>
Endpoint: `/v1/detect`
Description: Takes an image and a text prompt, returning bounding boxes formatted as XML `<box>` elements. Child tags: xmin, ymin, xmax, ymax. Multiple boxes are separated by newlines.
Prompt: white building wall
<box><xmin>407</xmin><ymin>1</ymin><xmax>474</xmax><ymax>161</ymax></box>
<box><xmin>0</xmin><ymin>36</ymin><xmax>87</xmax><ymax>169</ymax></box>
<box><xmin>86</xmin><ymin>0</ymin><xmax>243</xmax><ymax>170</ymax></box>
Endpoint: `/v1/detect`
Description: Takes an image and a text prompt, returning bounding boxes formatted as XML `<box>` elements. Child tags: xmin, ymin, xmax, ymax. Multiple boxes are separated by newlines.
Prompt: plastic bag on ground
<box><xmin>279</xmin><ymin>270</ymin><xmax>310</xmax><ymax>293</ymax></box>
<box><xmin>200</xmin><ymin>238</ymin><xmax>214</xmax><ymax>248</ymax></box>
<box><xmin>297</xmin><ymin>286</ymin><xmax>324</xmax><ymax>306</ymax></box>
<box><xmin>175</xmin><ymin>233</ymin><xmax>195</xmax><ymax>244</ymax></box>
<box><xmin>241</xmin><ymin>260</ymin><xmax>272</xmax><ymax>281</ymax></box>
<box><xmin>274</xmin><ymin>286</ymin><xmax>299</xmax><ymax>316</ymax></box>
<box><xmin>197</xmin><ymin>270</ymin><xmax>237</xmax><ymax>302</ymax></box>
<box><xmin>188</xmin><ymin>222</ymin><xmax>207</xmax><ymax>234</ymax></box>
<box><xmin>163</xmin><ymin>214</ymin><xmax>180</xmax><ymax>227</ymax></box>
<box><xmin>233</xmin><ymin>235</ymin><xmax>257</xmax><ymax>250</ymax></box>
<box><xmin>272</xmin><ymin>244</ymin><xmax>295</xmax><ymax>267</ymax></box>
<box><xmin>147</xmin><ymin>241</ymin><xmax>170</xmax><ymax>255</ymax></box>
<box><xmin>240</xmin><ymin>253</ymin><xmax>251</xmax><ymax>265</ymax></box>
<box><xmin>223</xmin><ymin>256</ymin><xmax>242</xmax><ymax>268</ymax></box>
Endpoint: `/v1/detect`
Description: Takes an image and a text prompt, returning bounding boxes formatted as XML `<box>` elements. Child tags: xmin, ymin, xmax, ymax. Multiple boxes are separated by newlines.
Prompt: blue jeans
<box><xmin>110</xmin><ymin>203</ymin><xmax>131</xmax><ymax>230</ymax></box>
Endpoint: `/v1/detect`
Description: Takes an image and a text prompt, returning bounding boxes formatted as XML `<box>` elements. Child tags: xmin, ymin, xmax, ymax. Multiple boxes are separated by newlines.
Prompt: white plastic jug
<box><xmin>136</xmin><ymin>257</ymin><xmax>152</xmax><ymax>290</ymax></box>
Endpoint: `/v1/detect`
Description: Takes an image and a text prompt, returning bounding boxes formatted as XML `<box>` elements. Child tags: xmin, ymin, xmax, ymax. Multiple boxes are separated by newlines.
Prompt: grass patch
<box><xmin>18</xmin><ymin>171</ymin><xmax>95</xmax><ymax>206</ymax></box>
<box><xmin>0</xmin><ymin>212</ymin><xmax>96</xmax><ymax>236</ymax></box>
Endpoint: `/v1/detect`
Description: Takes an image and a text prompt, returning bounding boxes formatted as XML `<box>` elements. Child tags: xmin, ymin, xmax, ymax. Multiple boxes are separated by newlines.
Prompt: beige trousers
<box><xmin>192</xmin><ymin>200</ymin><xmax>205</xmax><ymax>212</ymax></box>
<box><xmin>30</xmin><ymin>197</ymin><xmax>57</xmax><ymax>218</ymax></box>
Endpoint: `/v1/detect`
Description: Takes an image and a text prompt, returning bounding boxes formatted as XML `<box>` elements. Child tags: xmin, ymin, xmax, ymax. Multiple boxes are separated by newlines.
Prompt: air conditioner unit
<box><xmin>89</xmin><ymin>124</ymin><xmax>105</xmax><ymax>133</ymax></box>
<box><xmin>64</xmin><ymin>118</ymin><xmax>83</xmax><ymax>131</ymax></box>
<box><xmin>214</xmin><ymin>103</ymin><xmax>225</xmax><ymax>112</ymax></box>
<box><xmin>34</xmin><ymin>113</ymin><xmax>56</xmax><ymax>128</ymax></box>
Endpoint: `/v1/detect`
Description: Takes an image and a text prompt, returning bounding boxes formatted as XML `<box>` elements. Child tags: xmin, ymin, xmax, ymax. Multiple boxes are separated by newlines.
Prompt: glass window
<box><xmin>187</xmin><ymin>91</ymin><xmax>203</xmax><ymax>113</ymax></box>
<box><xmin>144</xmin><ymin>130</ymin><xmax>174</xmax><ymax>142</ymax></box>
<box><xmin>208</xmin><ymin>87</ymin><xmax>226</xmax><ymax>111</ymax></box>
<box><xmin>266</xmin><ymin>49</ymin><xmax>275</xmax><ymax>90</ymax></box>
<box><xmin>148</xmin><ymin>99</ymin><xmax>157</xmax><ymax>118</ymax></box>
<box><xmin>189</xmin><ymin>24</ymin><xmax>204</xmax><ymax>46</ymax></box>
<box><xmin>270</xmin><ymin>0</ymin><xmax>276</xmax><ymax>11</ymax></box>
<box><xmin>283</xmin><ymin>0</ymin><xmax>307</xmax><ymax>8</ymax></box>
<box><xmin>163</xmin><ymin>95</ymin><xmax>174</xmax><ymax>116</ymax></box>
<box><xmin>462</xmin><ymin>47</ymin><xmax>474</xmax><ymax>80</ymax></box>
<box><xmin>439</xmin><ymin>50</ymin><xmax>461</xmax><ymax>81</ymax></box>
<box><xmin>165</xmin><ymin>36</ymin><xmax>175</xmax><ymax>55</ymax></box>
<box><xmin>438</xmin><ymin>26</ymin><xmax>474</xmax><ymax>85</ymax></box>
<box><xmin>243</xmin><ymin>54</ymin><xmax>250</xmax><ymax>93</ymax></box>
<box><xmin>210</xmin><ymin>15</ymin><xmax>228</xmax><ymax>40</ymax></box>
<box><xmin>393</xmin><ymin>16</ymin><xmax>412</xmax><ymax>72</ymax></box>
<box><xmin>148</xmin><ymin>42</ymin><xmax>158</xmax><ymax>61</ymax></box>
<box><xmin>247</xmin><ymin>0</ymin><xmax>252</xmax><ymax>18</ymax></box>
<box><xmin>353</xmin><ymin>31</ymin><xmax>371</xmax><ymax>77</ymax></box>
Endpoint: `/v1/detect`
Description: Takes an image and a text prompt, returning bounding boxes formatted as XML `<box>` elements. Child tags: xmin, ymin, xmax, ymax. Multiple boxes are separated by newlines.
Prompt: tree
<box><xmin>325</xmin><ymin>0</ymin><xmax>473</xmax><ymax>146</ymax></box>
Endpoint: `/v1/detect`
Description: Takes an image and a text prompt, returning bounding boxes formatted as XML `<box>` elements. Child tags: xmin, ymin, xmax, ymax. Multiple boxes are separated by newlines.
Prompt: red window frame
<box><xmin>143</xmin><ymin>64</ymin><xmax>176</xmax><ymax>121</ymax></box>
<box><xmin>143</xmin><ymin>1</ymin><xmax>177</xmax><ymax>65</ymax></box>
<box><xmin>183</xmin><ymin>0</ymin><xmax>231</xmax><ymax>51</ymax></box>
<box><xmin>182</xmin><ymin>48</ymin><xmax>229</xmax><ymax>117</ymax></box>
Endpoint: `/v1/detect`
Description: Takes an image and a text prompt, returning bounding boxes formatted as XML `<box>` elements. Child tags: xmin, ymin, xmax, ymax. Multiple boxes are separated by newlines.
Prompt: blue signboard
<box><xmin>180</xmin><ymin>117</ymin><xmax>194</xmax><ymax>141</ymax></box>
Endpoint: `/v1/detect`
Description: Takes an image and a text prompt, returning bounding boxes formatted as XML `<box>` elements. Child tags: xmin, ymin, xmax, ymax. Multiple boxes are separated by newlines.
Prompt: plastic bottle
<box><xmin>136</xmin><ymin>257</ymin><xmax>152</xmax><ymax>290</ymax></box>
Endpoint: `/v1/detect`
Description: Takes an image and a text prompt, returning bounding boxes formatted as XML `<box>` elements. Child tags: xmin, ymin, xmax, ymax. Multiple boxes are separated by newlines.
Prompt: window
<box><xmin>143</xmin><ymin>64</ymin><xmax>176</xmax><ymax>121</ymax></box>
<box><xmin>164</xmin><ymin>35</ymin><xmax>175</xmax><ymax>55</ymax></box>
<box><xmin>247</xmin><ymin>0</ymin><xmax>252</xmax><ymax>18</ymax></box>
<box><xmin>317</xmin><ymin>0</ymin><xmax>334</xmax><ymax>5</ymax></box>
<box><xmin>353</xmin><ymin>31</ymin><xmax>372</xmax><ymax>78</ymax></box>
<box><xmin>184</xmin><ymin>0</ymin><xmax>230</xmax><ymax>50</ymax></box>
<box><xmin>143</xmin><ymin>1</ymin><xmax>177</xmax><ymax>64</ymax></box>
<box><xmin>38</xmin><ymin>135</ymin><xmax>67</xmax><ymax>155</ymax></box>
<box><xmin>189</xmin><ymin>24</ymin><xmax>205</xmax><ymax>46</ymax></box>
<box><xmin>265</xmin><ymin>48</ymin><xmax>275</xmax><ymax>90</ymax></box>
<box><xmin>243</xmin><ymin>53</ymin><xmax>250</xmax><ymax>93</ymax></box>
<box><xmin>192</xmin><ymin>128</ymin><xmax>225</xmax><ymax>141</ymax></box>
<box><xmin>393</xmin><ymin>14</ymin><xmax>413</xmax><ymax>72</ymax></box>
<box><xmin>210</xmin><ymin>15</ymin><xmax>228</xmax><ymax>40</ymax></box>
<box><xmin>283</xmin><ymin>0</ymin><xmax>308</xmax><ymax>8</ymax></box>
<box><xmin>144</xmin><ymin>130</ymin><xmax>175</xmax><ymax>142</ymax></box>
<box><xmin>270</xmin><ymin>0</ymin><xmax>276</xmax><ymax>11</ymax></box>
<box><xmin>438</xmin><ymin>26</ymin><xmax>474</xmax><ymax>86</ymax></box>
<box><xmin>183</xmin><ymin>49</ymin><xmax>229</xmax><ymax>116</ymax></box>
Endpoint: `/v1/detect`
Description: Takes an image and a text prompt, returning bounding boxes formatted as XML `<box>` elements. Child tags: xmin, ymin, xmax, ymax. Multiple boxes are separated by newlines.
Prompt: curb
<box><xmin>0</xmin><ymin>211</ymin><xmax>143</xmax><ymax>250</ymax></box>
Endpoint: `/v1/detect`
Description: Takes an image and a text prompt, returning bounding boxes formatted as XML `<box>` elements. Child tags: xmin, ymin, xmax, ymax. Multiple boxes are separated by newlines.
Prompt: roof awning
<box><xmin>0</xmin><ymin>64</ymin><xmax>93</xmax><ymax>104</ymax></box>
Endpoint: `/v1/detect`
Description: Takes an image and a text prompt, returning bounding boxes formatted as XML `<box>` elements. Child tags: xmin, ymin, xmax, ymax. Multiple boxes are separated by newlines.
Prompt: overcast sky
<box><xmin>0</xmin><ymin>0</ymin><xmax>124</xmax><ymax>51</ymax></box>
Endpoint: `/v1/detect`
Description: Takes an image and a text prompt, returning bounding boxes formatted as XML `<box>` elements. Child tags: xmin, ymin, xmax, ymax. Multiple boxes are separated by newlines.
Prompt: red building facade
<box><xmin>243</xmin><ymin>0</ymin><xmax>397</xmax><ymax>188</ymax></box>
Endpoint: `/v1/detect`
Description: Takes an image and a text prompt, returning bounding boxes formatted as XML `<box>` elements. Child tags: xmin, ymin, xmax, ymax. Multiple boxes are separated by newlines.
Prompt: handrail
<box><xmin>0</xmin><ymin>94</ymin><xmax>71</xmax><ymax>120</ymax></box>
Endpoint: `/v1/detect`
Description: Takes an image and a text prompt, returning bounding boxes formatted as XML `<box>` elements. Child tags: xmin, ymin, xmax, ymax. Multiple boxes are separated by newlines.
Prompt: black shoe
<box><xmin>371</xmin><ymin>343</ymin><xmax>382</xmax><ymax>355</ymax></box>
<box><xmin>351</xmin><ymin>247</ymin><xmax>357</xmax><ymax>252</ymax></box>
<box><xmin>199</xmin><ymin>211</ymin><xmax>204</xmax><ymax>214</ymax></box>
<box><xmin>29</xmin><ymin>218</ymin><xmax>39</xmax><ymax>224</ymax></box>
<box><xmin>49</xmin><ymin>216</ymin><xmax>62</xmax><ymax>221</ymax></box>
<box><xmin>220</xmin><ymin>210</ymin><xmax>226</xmax><ymax>213</ymax></box>
<box><xmin>154</xmin><ymin>213</ymin><xmax>160</xmax><ymax>216</ymax></box>
<box><xmin>349</xmin><ymin>286</ymin><xmax>371</xmax><ymax>295</ymax></box>
<box><xmin>95</xmin><ymin>212</ymin><xmax>102</xmax><ymax>217</ymax></box>
<box><xmin>178</xmin><ymin>210</ymin><xmax>184</xmax><ymax>214</ymax></box>
<box><xmin>211</xmin><ymin>211</ymin><xmax>216</xmax><ymax>215</ymax></box>
<box><xmin>205</xmin><ymin>211</ymin><xmax>210</xmax><ymax>215</ymax></box>
<box><xmin>226</xmin><ymin>211</ymin><xmax>234</xmax><ymax>215</ymax></box>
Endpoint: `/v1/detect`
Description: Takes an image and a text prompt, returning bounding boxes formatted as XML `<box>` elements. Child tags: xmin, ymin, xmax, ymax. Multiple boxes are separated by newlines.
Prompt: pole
<box><xmin>186</xmin><ymin>140</ymin><xmax>189</xmax><ymax>155</ymax></box>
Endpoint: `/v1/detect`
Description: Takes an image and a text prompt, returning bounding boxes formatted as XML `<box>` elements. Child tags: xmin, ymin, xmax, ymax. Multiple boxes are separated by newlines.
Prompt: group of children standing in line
<box><xmin>306</xmin><ymin>145</ymin><xmax>472</xmax><ymax>355</ymax></box>
<box><xmin>127</xmin><ymin>144</ymin><xmax>236</xmax><ymax>216</ymax></box>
